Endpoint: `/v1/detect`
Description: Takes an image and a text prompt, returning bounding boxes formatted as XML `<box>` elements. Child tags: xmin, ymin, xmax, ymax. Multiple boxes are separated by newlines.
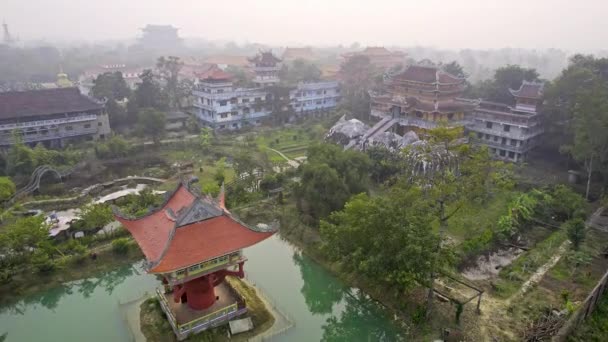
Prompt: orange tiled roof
<box><xmin>114</xmin><ymin>182</ymin><xmax>274</xmax><ymax>273</ymax></box>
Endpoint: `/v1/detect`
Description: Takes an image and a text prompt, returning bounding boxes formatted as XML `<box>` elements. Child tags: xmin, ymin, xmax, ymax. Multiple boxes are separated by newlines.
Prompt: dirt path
<box><xmin>267</xmin><ymin>148</ymin><xmax>300</xmax><ymax>168</ymax></box>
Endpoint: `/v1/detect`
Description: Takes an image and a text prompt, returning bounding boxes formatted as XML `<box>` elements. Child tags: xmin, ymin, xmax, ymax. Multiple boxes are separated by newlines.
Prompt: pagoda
<box><xmin>368</xmin><ymin>64</ymin><xmax>476</xmax><ymax>137</ymax></box>
<box><xmin>248</xmin><ymin>51</ymin><xmax>282</xmax><ymax>87</ymax></box>
<box><xmin>113</xmin><ymin>179</ymin><xmax>276</xmax><ymax>340</ymax></box>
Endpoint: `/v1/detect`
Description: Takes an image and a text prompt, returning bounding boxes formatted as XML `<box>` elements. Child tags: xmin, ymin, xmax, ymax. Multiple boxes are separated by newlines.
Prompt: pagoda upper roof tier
<box><xmin>113</xmin><ymin>181</ymin><xmax>275</xmax><ymax>274</ymax></box>
<box><xmin>509</xmin><ymin>81</ymin><xmax>544</xmax><ymax>99</ymax></box>
<box><xmin>391</xmin><ymin>65</ymin><xmax>464</xmax><ymax>85</ymax></box>
<box><xmin>248</xmin><ymin>51</ymin><xmax>282</xmax><ymax>66</ymax></box>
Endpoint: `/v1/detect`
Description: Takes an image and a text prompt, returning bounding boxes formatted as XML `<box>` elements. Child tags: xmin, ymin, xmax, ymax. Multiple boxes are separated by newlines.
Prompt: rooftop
<box><xmin>0</xmin><ymin>87</ymin><xmax>104</xmax><ymax>121</ymax></box>
<box><xmin>114</xmin><ymin>181</ymin><xmax>276</xmax><ymax>274</ymax></box>
<box><xmin>509</xmin><ymin>81</ymin><xmax>544</xmax><ymax>99</ymax></box>
<box><xmin>249</xmin><ymin>51</ymin><xmax>282</xmax><ymax>67</ymax></box>
<box><xmin>196</xmin><ymin>65</ymin><xmax>233</xmax><ymax>81</ymax></box>
<box><xmin>393</xmin><ymin>65</ymin><xmax>463</xmax><ymax>85</ymax></box>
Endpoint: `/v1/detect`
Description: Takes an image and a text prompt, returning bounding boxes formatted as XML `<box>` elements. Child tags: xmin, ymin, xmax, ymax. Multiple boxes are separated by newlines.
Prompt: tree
<box><xmin>564</xmin><ymin>218</ymin><xmax>586</xmax><ymax>250</ymax></box>
<box><xmin>199</xmin><ymin>127</ymin><xmax>213</xmax><ymax>152</ymax></box>
<box><xmin>549</xmin><ymin>185</ymin><xmax>587</xmax><ymax>221</ymax></box>
<box><xmin>280</xmin><ymin>59</ymin><xmax>322</xmax><ymax>85</ymax></box>
<box><xmin>157</xmin><ymin>56</ymin><xmax>183</xmax><ymax>109</ymax></box>
<box><xmin>225</xmin><ymin>65</ymin><xmax>253</xmax><ymax>87</ymax></box>
<box><xmin>76</xmin><ymin>203</ymin><xmax>113</xmax><ymax>232</ymax></box>
<box><xmin>91</xmin><ymin>71</ymin><xmax>131</xmax><ymax>101</ymax></box>
<box><xmin>562</xmin><ymin>81</ymin><xmax>608</xmax><ymax>199</ymax></box>
<box><xmin>474</xmin><ymin>65</ymin><xmax>539</xmax><ymax>104</ymax></box>
<box><xmin>134</xmin><ymin>69</ymin><xmax>166</xmax><ymax>110</ymax></box>
<box><xmin>443</xmin><ymin>61</ymin><xmax>466</xmax><ymax>77</ymax></box>
<box><xmin>2</xmin><ymin>215</ymin><xmax>49</xmax><ymax>256</ymax></box>
<box><xmin>213</xmin><ymin>157</ymin><xmax>226</xmax><ymax>185</ymax></box>
<box><xmin>320</xmin><ymin>187</ymin><xmax>443</xmax><ymax>294</ymax></box>
<box><xmin>136</xmin><ymin>108</ymin><xmax>166</xmax><ymax>145</ymax></box>
<box><xmin>298</xmin><ymin>163</ymin><xmax>351</xmax><ymax>222</ymax></box>
<box><xmin>0</xmin><ymin>177</ymin><xmax>15</xmax><ymax>202</ymax></box>
<box><xmin>339</xmin><ymin>55</ymin><xmax>378</xmax><ymax>119</ymax></box>
<box><xmin>6</xmin><ymin>131</ymin><xmax>35</xmax><ymax>175</ymax></box>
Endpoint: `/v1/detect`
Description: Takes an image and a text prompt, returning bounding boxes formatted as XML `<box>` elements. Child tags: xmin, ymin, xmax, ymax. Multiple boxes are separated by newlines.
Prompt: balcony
<box><xmin>468</xmin><ymin>125</ymin><xmax>543</xmax><ymax>140</ymax></box>
<box><xmin>0</xmin><ymin>114</ymin><xmax>97</xmax><ymax>131</ymax></box>
<box><xmin>0</xmin><ymin>126</ymin><xmax>99</xmax><ymax>145</ymax></box>
<box><xmin>473</xmin><ymin>138</ymin><xmax>534</xmax><ymax>153</ymax></box>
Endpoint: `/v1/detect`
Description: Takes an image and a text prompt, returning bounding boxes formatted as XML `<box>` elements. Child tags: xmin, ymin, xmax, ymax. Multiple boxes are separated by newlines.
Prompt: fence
<box><xmin>552</xmin><ymin>268</ymin><xmax>608</xmax><ymax>341</ymax></box>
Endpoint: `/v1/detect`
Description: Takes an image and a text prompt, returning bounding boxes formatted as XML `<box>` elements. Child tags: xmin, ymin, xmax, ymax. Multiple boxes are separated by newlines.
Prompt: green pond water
<box><xmin>0</xmin><ymin>236</ymin><xmax>404</xmax><ymax>341</ymax></box>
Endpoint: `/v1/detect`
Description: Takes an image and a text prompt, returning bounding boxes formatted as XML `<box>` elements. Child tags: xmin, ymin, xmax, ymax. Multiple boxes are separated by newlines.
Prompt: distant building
<box><xmin>248</xmin><ymin>51</ymin><xmax>282</xmax><ymax>87</ymax></box>
<box><xmin>201</xmin><ymin>55</ymin><xmax>250</xmax><ymax>69</ymax></box>
<box><xmin>290</xmin><ymin>81</ymin><xmax>340</xmax><ymax>115</ymax></box>
<box><xmin>468</xmin><ymin>81</ymin><xmax>544</xmax><ymax>162</ymax></box>
<box><xmin>138</xmin><ymin>24</ymin><xmax>182</xmax><ymax>50</ymax></box>
<box><xmin>0</xmin><ymin>87</ymin><xmax>111</xmax><ymax>148</ymax></box>
<box><xmin>165</xmin><ymin>111</ymin><xmax>190</xmax><ymax>131</ymax></box>
<box><xmin>192</xmin><ymin>66</ymin><xmax>271</xmax><ymax>130</ymax></box>
<box><xmin>282</xmin><ymin>47</ymin><xmax>315</xmax><ymax>62</ymax></box>
<box><xmin>342</xmin><ymin>47</ymin><xmax>406</xmax><ymax>70</ymax></box>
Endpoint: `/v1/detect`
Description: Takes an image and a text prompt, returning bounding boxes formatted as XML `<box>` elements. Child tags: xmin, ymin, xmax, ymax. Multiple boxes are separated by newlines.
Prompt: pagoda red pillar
<box><xmin>173</xmin><ymin>262</ymin><xmax>245</xmax><ymax>311</ymax></box>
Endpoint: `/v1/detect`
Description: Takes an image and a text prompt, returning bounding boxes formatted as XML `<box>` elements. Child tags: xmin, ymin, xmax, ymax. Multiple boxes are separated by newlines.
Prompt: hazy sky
<box><xmin>3</xmin><ymin>0</ymin><xmax>607</xmax><ymax>50</ymax></box>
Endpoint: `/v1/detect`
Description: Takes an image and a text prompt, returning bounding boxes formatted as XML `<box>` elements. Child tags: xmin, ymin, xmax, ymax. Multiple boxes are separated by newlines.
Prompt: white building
<box><xmin>467</xmin><ymin>81</ymin><xmax>544</xmax><ymax>162</ymax></box>
<box><xmin>192</xmin><ymin>66</ymin><xmax>271</xmax><ymax>130</ymax></box>
<box><xmin>290</xmin><ymin>81</ymin><xmax>340</xmax><ymax>114</ymax></box>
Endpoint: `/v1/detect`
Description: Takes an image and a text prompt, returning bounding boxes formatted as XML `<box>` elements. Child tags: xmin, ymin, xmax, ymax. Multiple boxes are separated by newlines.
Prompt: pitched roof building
<box><xmin>342</xmin><ymin>46</ymin><xmax>406</xmax><ymax>70</ymax></box>
<box><xmin>0</xmin><ymin>87</ymin><xmax>110</xmax><ymax>147</ymax></box>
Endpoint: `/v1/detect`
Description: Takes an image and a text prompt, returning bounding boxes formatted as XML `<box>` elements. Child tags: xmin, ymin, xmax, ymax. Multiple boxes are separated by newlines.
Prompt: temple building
<box><xmin>367</xmin><ymin>64</ymin><xmax>475</xmax><ymax>139</ymax></box>
<box><xmin>468</xmin><ymin>81</ymin><xmax>544</xmax><ymax>162</ymax></box>
<box><xmin>0</xmin><ymin>87</ymin><xmax>110</xmax><ymax>148</ymax></box>
<box><xmin>192</xmin><ymin>65</ymin><xmax>271</xmax><ymax>130</ymax></box>
<box><xmin>79</xmin><ymin>64</ymin><xmax>144</xmax><ymax>95</ymax></box>
<box><xmin>138</xmin><ymin>24</ymin><xmax>182</xmax><ymax>50</ymax></box>
<box><xmin>290</xmin><ymin>81</ymin><xmax>340</xmax><ymax>115</ymax></box>
<box><xmin>248</xmin><ymin>51</ymin><xmax>282</xmax><ymax>87</ymax></box>
<box><xmin>114</xmin><ymin>180</ymin><xmax>276</xmax><ymax>340</ymax></box>
<box><xmin>342</xmin><ymin>47</ymin><xmax>406</xmax><ymax>70</ymax></box>
<box><xmin>282</xmin><ymin>47</ymin><xmax>315</xmax><ymax>62</ymax></box>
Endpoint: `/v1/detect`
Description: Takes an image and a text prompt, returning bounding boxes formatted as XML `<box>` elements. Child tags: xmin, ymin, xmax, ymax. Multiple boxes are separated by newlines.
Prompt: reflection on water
<box><xmin>245</xmin><ymin>235</ymin><xmax>405</xmax><ymax>342</ymax></box>
<box><xmin>0</xmin><ymin>261</ymin><xmax>157</xmax><ymax>342</ymax></box>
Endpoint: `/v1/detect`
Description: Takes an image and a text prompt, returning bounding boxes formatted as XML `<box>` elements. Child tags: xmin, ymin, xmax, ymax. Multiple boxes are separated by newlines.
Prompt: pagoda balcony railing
<box><xmin>192</xmin><ymin>90</ymin><xmax>235</xmax><ymax>101</ymax></box>
<box><xmin>253</xmin><ymin>66</ymin><xmax>280</xmax><ymax>72</ymax></box>
<box><xmin>0</xmin><ymin>113</ymin><xmax>98</xmax><ymax>131</ymax></box>
<box><xmin>167</xmin><ymin>251</ymin><xmax>244</xmax><ymax>285</ymax></box>
<box><xmin>468</xmin><ymin>125</ymin><xmax>544</xmax><ymax>141</ymax></box>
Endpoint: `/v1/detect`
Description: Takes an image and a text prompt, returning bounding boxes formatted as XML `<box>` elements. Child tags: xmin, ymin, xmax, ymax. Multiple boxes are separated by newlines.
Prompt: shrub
<box><xmin>31</xmin><ymin>250</ymin><xmax>56</xmax><ymax>273</ymax></box>
<box><xmin>112</xmin><ymin>238</ymin><xmax>130</xmax><ymax>254</ymax></box>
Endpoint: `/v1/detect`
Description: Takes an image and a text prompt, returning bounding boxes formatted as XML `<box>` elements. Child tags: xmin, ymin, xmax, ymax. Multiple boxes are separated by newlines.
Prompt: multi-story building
<box><xmin>248</xmin><ymin>51</ymin><xmax>282</xmax><ymax>87</ymax></box>
<box><xmin>290</xmin><ymin>81</ymin><xmax>340</xmax><ymax>114</ymax></box>
<box><xmin>192</xmin><ymin>66</ymin><xmax>271</xmax><ymax>130</ymax></box>
<box><xmin>468</xmin><ymin>81</ymin><xmax>544</xmax><ymax>162</ymax></box>
<box><xmin>0</xmin><ymin>87</ymin><xmax>111</xmax><ymax>148</ymax></box>
<box><xmin>368</xmin><ymin>64</ymin><xmax>475</xmax><ymax>138</ymax></box>
<box><xmin>138</xmin><ymin>24</ymin><xmax>182</xmax><ymax>50</ymax></box>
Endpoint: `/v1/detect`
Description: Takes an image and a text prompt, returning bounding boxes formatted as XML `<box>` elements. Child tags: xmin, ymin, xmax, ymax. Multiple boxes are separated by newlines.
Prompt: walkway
<box><xmin>267</xmin><ymin>148</ymin><xmax>301</xmax><ymax>168</ymax></box>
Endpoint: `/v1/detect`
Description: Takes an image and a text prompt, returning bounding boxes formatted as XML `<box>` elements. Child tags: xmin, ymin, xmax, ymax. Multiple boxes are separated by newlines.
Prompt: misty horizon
<box><xmin>3</xmin><ymin>0</ymin><xmax>608</xmax><ymax>52</ymax></box>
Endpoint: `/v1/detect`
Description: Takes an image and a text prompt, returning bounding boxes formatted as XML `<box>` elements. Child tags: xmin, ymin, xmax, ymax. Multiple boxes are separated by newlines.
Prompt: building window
<box><xmin>494</xmin><ymin>136</ymin><xmax>499</xmax><ymax>142</ymax></box>
<box><xmin>486</xmin><ymin>122</ymin><xmax>493</xmax><ymax>129</ymax></box>
<box><xmin>232</xmin><ymin>123</ymin><xmax>238</xmax><ymax>128</ymax></box>
<box><xmin>508</xmin><ymin>151</ymin><xmax>515</xmax><ymax>159</ymax></box>
<box><xmin>242</xmin><ymin>98</ymin><xmax>249</xmax><ymax>103</ymax></box>
<box><xmin>219</xmin><ymin>100</ymin><xmax>227</xmax><ymax>106</ymax></box>
<box><xmin>477</xmin><ymin>132</ymin><xmax>483</xmax><ymax>139</ymax></box>
<box><xmin>255</xmin><ymin>97</ymin><xmax>262</xmax><ymax>102</ymax></box>
<box><xmin>501</xmin><ymin>137</ymin><xmax>507</xmax><ymax>145</ymax></box>
<box><xmin>503</xmin><ymin>124</ymin><xmax>511</xmax><ymax>132</ymax></box>
<box><xmin>65</xmin><ymin>125</ymin><xmax>73</xmax><ymax>131</ymax></box>
<box><xmin>98</xmin><ymin>122</ymin><xmax>102</xmax><ymax>126</ymax></box>
<box><xmin>230</xmin><ymin>98</ymin><xmax>237</xmax><ymax>104</ymax></box>
<box><xmin>220</xmin><ymin>113</ymin><xmax>228</xmax><ymax>118</ymax></box>
<box><xmin>499</xmin><ymin>149</ymin><xmax>506</xmax><ymax>157</ymax></box>
<box><xmin>84</xmin><ymin>124</ymin><xmax>91</xmax><ymax>128</ymax></box>
<box><xmin>217</xmin><ymin>89</ymin><xmax>224</xmax><ymax>94</ymax></box>
<box><xmin>243</xmin><ymin>108</ymin><xmax>250</xmax><ymax>114</ymax></box>
<box><xmin>219</xmin><ymin>125</ymin><xmax>226</xmax><ymax>129</ymax></box>
<box><xmin>510</xmin><ymin>139</ymin><xmax>517</xmax><ymax>146</ymax></box>
<box><xmin>485</xmin><ymin>134</ymin><xmax>490</xmax><ymax>140</ymax></box>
